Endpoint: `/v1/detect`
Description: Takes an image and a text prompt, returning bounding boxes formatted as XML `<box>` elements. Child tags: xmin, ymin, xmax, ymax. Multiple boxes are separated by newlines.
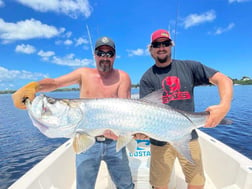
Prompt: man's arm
<box><xmin>38</xmin><ymin>69</ymin><xmax>83</xmax><ymax>92</ymax></box>
<box><xmin>205</xmin><ymin>72</ymin><xmax>233</xmax><ymax>127</ymax></box>
<box><xmin>12</xmin><ymin>68</ymin><xmax>82</xmax><ymax>109</ymax></box>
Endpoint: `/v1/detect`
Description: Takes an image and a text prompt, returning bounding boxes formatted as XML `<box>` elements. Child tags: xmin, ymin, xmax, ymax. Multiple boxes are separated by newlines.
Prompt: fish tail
<box><xmin>219</xmin><ymin>118</ymin><xmax>232</xmax><ymax>125</ymax></box>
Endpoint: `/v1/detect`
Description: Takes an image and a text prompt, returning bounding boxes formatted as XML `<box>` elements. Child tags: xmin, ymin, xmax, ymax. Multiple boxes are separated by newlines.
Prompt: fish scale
<box><xmin>81</xmin><ymin>98</ymin><xmax>202</xmax><ymax>142</ymax></box>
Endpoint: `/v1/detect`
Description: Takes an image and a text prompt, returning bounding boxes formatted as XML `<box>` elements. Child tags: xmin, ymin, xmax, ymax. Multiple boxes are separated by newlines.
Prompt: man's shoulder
<box><xmin>173</xmin><ymin>59</ymin><xmax>201</xmax><ymax>66</ymax></box>
<box><xmin>76</xmin><ymin>67</ymin><xmax>96</xmax><ymax>74</ymax></box>
<box><xmin>78</xmin><ymin>67</ymin><xmax>95</xmax><ymax>71</ymax></box>
<box><xmin>142</xmin><ymin>65</ymin><xmax>155</xmax><ymax>75</ymax></box>
<box><xmin>173</xmin><ymin>59</ymin><xmax>203</xmax><ymax>70</ymax></box>
<box><xmin>117</xmin><ymin>69</ymin><xmax>130</xmax><ymax>77</ymax></box>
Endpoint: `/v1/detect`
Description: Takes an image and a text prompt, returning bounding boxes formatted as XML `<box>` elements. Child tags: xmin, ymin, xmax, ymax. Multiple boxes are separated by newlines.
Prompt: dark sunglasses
<box><xmin>151</xmin><ymin>40</ymin><xmax>171</xmax><ymax>48</ymax></box>
<box><xmin>95</xmin><ymin>50</ymin><xmax>115</xmax><ymax>58</ymax></box>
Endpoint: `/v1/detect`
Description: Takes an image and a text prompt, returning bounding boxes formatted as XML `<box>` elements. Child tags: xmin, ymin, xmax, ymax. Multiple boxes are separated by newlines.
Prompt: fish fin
<box><xmin>219</xmin><ymin>118</ymin><xmax>232</xmax><ymax>125</ymax></box>
<box><xmin>73</xmin><ymin>133</ymin><xmax>95</xmax><ymax>154</ymax></box>
<box><xmin>116</xmin><ymin>135</ymin><xmax>135</xmax><ymax>152</ymax></box>
<box><xmin>140</xmin><ymin>89</ymin><xmax>163</xmax><ymax>104</ymax></box>
<box><xmin>171</xmin><ymin>134</ymin><xmax>194</xmax><ymax>164</ymax></box>
<box><xmin>139</xmin><ymin>89</ymin><xmax>182</xmax><ymax>111</ymax></box>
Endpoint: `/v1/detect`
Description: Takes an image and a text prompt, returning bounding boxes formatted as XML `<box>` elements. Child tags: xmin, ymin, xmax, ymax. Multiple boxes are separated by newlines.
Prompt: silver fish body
<box><xmin>78</xmin><ymin>98</ymin><xmax>208</xmax><ymax>141</ymax></box>
<box><xmin>26</xmin><ymin>92</ymin><xmax>231</xmax><ymax>161</ymax></box>
<box><xmin>27</xmin><ymin>95</ymin><xmax>208</xmax><ymax>140</ymax></box>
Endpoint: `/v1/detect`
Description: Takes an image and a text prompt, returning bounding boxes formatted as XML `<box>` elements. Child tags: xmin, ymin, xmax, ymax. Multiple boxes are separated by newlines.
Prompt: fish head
<box><xmin>27</xmin><ymin>94</ymin><xmax>83</xmax><ymax>138</ymax></box>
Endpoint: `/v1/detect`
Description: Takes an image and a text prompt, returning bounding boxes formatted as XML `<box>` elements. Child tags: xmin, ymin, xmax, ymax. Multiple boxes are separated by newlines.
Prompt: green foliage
<box><xmin>1</xmin><ymin>78</ymin><xmax>251</xmax><ymax>94</ymax></box>
<box><xmin>233</xmin><ymin>79</ymin><xmax>252</xmax><ymax>85</ymax></box>
<box><xmin>0</xmin><ymin>90</ymin><xmax>15</xmax><ymax>94</ymax></box>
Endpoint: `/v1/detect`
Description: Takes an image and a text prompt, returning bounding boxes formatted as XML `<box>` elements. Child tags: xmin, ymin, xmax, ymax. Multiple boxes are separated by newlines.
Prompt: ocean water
<box><xmin>0</xmin><ymin>86</ymin><xmax>251</xmax><ymax>189</ymax></box>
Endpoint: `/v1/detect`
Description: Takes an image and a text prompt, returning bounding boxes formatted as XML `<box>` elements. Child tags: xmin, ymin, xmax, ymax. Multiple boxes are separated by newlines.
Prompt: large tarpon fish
<box><xmin>25</xmin><ymin>90</ymin><xmax>231</xmax><ymax>162</ymax></box>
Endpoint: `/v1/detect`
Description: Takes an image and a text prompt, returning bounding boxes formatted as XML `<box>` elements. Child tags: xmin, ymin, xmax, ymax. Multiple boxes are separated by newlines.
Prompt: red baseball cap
<box><xmin>151</xmin><ymin>29</ymin><xmax>171</xmax><ymax>43</ymax></box>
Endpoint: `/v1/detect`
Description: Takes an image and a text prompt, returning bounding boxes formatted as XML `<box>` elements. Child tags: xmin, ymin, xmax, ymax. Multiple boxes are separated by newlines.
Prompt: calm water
<box><xmin>0</xmin><ymin>86</ymin><xmax>252</xmax><ymax>189</ymax></box>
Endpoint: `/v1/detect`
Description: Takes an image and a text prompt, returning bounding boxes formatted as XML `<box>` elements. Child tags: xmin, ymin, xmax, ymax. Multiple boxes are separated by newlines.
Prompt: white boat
<box><xmin>9</xmin><ymin>130</ymin><xmax>252</xmax><ymax>189</ymax></box>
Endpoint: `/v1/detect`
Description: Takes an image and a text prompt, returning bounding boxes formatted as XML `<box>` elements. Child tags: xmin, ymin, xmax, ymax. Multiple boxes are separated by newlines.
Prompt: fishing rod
<box><xmin>172</xmin><ymin>0</ymin><xmax>180</xmax><ymax>59</ymax></box>
<box><xmin>86</xmin><ymin>24</ymin><xmax>95</xmax><ymax>64</ymax></box>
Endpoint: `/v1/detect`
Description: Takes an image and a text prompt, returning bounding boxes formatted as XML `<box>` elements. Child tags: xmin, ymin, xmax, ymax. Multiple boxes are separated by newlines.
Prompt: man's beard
<box><xmin>157</xmin><ymin>52</ymin><xmax>171</xmax><ymax>64</ymax></box>
<box><xmin>157</xmin><ymin>56</ymin><xmax>168</xmax><ymax>63</ymax></box>
<box><xmin>98</xmin><ymin>60</ymin><xmax>112</xmax><ymax>72</ymax></box>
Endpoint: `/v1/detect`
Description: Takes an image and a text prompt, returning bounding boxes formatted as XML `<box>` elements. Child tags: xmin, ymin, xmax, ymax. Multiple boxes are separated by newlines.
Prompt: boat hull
<box><xmin>9</xmin><ymin>130</ymin><xmax>252</xmax><ymax>189</ymax></box>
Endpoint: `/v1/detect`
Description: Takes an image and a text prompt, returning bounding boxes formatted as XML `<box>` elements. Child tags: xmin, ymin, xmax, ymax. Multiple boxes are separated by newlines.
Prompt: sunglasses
<box><xmin>151</xmin><ymin>40</ymin><xmax>171</xmax><ymax>48</ymax></box>
<box><xmin>95</xmin><ymin>50</ymin><xmax>115</xmax><ymax>58</ymax></box>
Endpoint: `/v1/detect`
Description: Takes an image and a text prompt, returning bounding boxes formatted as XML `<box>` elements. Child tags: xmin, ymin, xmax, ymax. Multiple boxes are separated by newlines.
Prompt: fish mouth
<box><xmin>22</xmin><ymin>97</ymin><xmax>30</xmax><ymax>104</ymax></box>
<box><xmin>28</xmin><ymin>111</ymin><xmax>49</xmax><ymax>133</ymax></box>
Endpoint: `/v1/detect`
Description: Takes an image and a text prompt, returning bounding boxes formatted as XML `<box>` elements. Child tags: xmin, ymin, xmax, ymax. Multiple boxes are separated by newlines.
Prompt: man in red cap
<box><xmin>139</xmin><ymin>29</ymin><xmax>233</xmax><ymax>189</ymax></box>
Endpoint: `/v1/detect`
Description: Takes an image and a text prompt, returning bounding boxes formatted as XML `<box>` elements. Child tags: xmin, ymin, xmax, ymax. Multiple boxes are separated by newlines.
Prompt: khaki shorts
<box><xmin>150</xmin><ymin>139</ymin><xmax>205</xmax><ymax>187</ymax></box>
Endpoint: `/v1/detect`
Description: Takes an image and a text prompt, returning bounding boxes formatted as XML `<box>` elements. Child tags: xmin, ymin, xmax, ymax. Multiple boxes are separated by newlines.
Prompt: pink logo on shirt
<box><xmin>162</xmin><ymin>76</ymin><xmax>191</xmax><ymax>103</ymax></box>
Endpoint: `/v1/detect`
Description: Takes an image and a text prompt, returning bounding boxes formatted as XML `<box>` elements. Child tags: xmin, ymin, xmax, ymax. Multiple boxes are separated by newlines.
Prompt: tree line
<box><xmin>0</xmin><ymin>78</ymin><xmax>251</xmax><ymax>94</ymax></box>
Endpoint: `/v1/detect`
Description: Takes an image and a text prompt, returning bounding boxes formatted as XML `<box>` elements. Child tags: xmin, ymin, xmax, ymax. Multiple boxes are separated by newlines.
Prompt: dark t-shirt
<box><xmin>140</xmin><ymin>59</ymin><xmax>218</xmax><ymax>145</ymax></box>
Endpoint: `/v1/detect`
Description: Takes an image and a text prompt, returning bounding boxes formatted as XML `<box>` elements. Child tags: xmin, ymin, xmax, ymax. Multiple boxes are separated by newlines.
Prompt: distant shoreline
<box><xmin>0</xmin><ymin>86</ymin><xmax>140</xmax><ymax>95</ymax></box>
<box><xmin>1</xmin><ymin>81</ymin><xmax>251</xmax><ymax>95</ymax></box>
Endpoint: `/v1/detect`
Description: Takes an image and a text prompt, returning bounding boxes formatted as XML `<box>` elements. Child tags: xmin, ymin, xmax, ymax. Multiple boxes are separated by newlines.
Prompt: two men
<box><xmin>12</xmin><ymin>30</ymin><xmax>233</xmax><ymax>189</ymax></box>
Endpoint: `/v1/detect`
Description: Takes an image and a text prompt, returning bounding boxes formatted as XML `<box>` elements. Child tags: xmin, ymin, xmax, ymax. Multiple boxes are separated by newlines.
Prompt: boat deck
<box><xmin>9</xmin><ymin>130</ymin><xmax>252</xmax><ymax>189</ymax></box>
<box><xmin>92</xmin><ymin>159</ymin><xmax>217</xmax><ymax>189</ymax></box>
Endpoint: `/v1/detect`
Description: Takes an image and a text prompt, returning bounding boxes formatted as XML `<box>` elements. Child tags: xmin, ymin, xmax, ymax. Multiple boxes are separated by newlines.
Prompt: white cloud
<box><xmin>64</xmin><ymin>39</ymin><xmax>73</xmax><ymax>45</ymax></box>
<box><xmin>127</xmin><ymin>48</ymin><xmax>149</xmax><ymax>57</ymax></box>
<box><xmin>0</xmin><ymin>18</ymin><xmax>64</xmax><ymax>43</ymax></box>
<box><xmin>75</xmin><ymin>37</ymin><xmax>88</xmax><ymax>46</ymax></box>
<box><xmin>64</xmin><ymin>31</ymin><xmax>72</xmax><ymax>38</ymax></box>
<box><xmin>229</xmin><ymin>0</ymin><xmax>251</xmax><ymax>3</ymax></box>
<box><xmin>16</xmin><ymin>0</ymin><xmax>92</xmax><ymax>18</ymax></box>
<box><xmin>38</xmin><ymin>50</ymin><xmax>55</xmax><ymax>57</ymax></box>
<box><xmin>0</xmin><ymin>0</ymin><xmax>4</xmax><ymax>7</ymax></box>
<box><xmin>212</xmin><ymin>23</ymin><xmax>235</xmax><ymax>35</ymax></box>
<box><xmin>55</xmin><ymin>37</ymin><xmax>89</xmax><ymax>47</ymax></box>
<box><xmin>38</xmin><ymin>50</ymin><xmax>55</xmax><ymax>61</ymax></box>
<box><xmin>0</xmin><ymin>66</ymin><xmax>48</xmax><ymax>82</ymax></box>
<box><xmin>15</xmin><ymin>44</ymin><xmax>36</xmax><ymax>54</ymax></box>
<box><xmin>51</xmin><ymin>53</ymin><xmax>93</xmax><ymax>67</ymax></box>
<box><xmin>183</xmin><ymin>10</ymin><xmax>216</xmax><ymax>29</ymax></box>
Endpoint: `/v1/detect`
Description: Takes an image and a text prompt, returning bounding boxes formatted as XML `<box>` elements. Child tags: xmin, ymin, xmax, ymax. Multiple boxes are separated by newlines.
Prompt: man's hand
<box><xmin>103</xmin><ymin>130</ymin><xmax>119</xmax><ymax>140</ymax></box>
<box><xmin>12</xmin><ymin>82</ymin><xmax>40</xmax><ymax>109</ymax></box>
<box><xmin>204</xmin><ymin>104</ymin><xmax>230</xmax><ymax>128</ymax></box>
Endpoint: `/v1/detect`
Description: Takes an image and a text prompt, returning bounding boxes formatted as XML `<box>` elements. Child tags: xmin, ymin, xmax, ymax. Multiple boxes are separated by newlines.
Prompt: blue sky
<box><xmin>0</xmin><ymin>0</ymin><xmax>251</xmax><ymax>90</ymax></box>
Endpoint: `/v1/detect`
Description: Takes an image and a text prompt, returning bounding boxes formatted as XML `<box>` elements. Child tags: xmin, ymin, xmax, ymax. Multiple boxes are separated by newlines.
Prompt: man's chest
<box><xmin>80</xmin><ymin>82</ymin><xmax>119</xmax><ymax>98</ymax></box>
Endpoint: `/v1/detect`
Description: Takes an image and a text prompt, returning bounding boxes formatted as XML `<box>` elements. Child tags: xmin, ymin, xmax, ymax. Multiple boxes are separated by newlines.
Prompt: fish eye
<box><xmin>47</xmin><ymin>97</ymin><xmax>56</xmax><ymax>104</ymax></box>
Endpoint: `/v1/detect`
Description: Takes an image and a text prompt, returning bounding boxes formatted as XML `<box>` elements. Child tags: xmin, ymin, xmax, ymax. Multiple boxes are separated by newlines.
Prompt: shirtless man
<box><xmin>12</xmin><ymin>36</ymin><xmax>135</xmax><ymax>189</ymax></box>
